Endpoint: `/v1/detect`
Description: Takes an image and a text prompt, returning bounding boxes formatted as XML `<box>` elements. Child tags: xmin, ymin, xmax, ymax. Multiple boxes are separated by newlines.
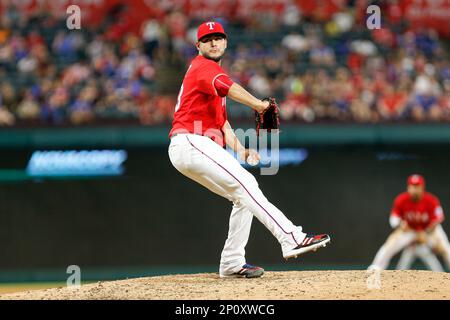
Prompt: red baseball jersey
<box><xmin>391</xmin><ymin>192</ymin><xmax>444</xmax><ymax>231</ymax></box>
<box><xmin>169</xmin><ymin>55</ymin><xmax>233</xmax><ymax>146</ymax></box>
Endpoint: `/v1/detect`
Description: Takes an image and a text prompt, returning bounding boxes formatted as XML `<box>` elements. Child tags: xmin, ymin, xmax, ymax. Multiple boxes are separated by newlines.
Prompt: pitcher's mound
<box><xmin>1</xmin><ymin>270</ymin><xmax>449</xmax><ymax>300</ymax></box>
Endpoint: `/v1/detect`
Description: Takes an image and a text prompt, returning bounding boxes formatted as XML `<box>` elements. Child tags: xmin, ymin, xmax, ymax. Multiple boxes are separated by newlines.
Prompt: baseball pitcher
<box><xmin>168</xmin><ymin>21</ymin><xmax>330</xmax><ymax>278</ymax></box>
<box><xmin>369</xmin><ymin>174</ymin><xmax>450</xmax><ymax>272</ymax></box>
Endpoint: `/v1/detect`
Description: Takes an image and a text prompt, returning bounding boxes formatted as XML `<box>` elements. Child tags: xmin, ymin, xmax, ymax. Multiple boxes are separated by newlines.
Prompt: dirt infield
<box><xmin>1</xmin><ymin>270</ymin><xmax>449</xmax><ymax>300</ymax></box>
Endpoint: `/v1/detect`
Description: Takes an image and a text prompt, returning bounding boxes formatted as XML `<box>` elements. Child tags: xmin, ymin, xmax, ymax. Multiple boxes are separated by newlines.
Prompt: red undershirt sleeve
<box><xmin>213</xmin><ymin>74</ymin><xmax>234</xmax><ymax>97</ymax></box>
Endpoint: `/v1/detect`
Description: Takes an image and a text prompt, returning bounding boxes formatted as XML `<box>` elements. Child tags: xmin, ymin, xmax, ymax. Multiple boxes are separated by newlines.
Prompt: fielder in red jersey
<box><xmin>369</xmin><ymin>174</ymin><xmax>450</xmax><ymax>271</ymax></box>
<box><xmin>390</xmin><ymin>191</ymin><xmax>444</xmax><ymax>232</ymax></box>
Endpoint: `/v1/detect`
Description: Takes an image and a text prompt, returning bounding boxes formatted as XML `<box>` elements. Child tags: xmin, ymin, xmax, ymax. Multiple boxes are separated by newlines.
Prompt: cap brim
<box><xmin>408</xmin><ymin>182</ymin><xmax>424</xmax><ymax>186</ymax></box>
<box><xmin>198</xmin><ymin>33</ymin><xmax>227</xmax><ymax>42</ymax></box>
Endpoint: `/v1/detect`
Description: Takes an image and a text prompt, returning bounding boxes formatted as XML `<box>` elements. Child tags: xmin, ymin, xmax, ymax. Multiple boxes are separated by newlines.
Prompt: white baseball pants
<box><xmin>168</xmin><ymin>133</ymin><xmax>306</xmax><ymax>275</ymax></box>
<box><xmin>396</xmin><ymin>244</ymin><xmax>444</xmax><ymax>272</ymax></box>
<box><xmin>369</xmin><ymin>225</ymin><xmax>450</xmax><ymax>271</ymax></box>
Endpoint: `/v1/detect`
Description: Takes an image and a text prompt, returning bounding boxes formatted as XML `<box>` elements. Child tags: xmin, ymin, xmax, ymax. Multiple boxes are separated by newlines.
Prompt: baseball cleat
<box><xmin>219</xmin><ymin>264</ymin><xmax>264</xmax><ymax>278</ymax></box>
<box><xmin>283</xmin><ymin>234</ymin><xmax>331</xmax><ymax>260</ymax></box>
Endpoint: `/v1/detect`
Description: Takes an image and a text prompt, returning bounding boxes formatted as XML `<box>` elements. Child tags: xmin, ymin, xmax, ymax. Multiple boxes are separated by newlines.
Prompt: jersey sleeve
<box><xmin>391</xmin><ymin>195</ymin><xmax>403</xmax><ymax>218</ymax></box>
<box><xmin>197</xmin><ymin>61</ymin><xmax>231</xmax><ymax>96</ymax></box>
<box><xmin>214</xmin><ymin>74</ymin><xmax>234</xmax><ymax>97</ymax></box>
<box><xmin>429</xmin><ymin>196</ymin><xmax>445</xmax><ymax>225</ymax></box>
<box><xmin>389</xmin><ymin>195</ymin><xmax>403</xmax><ymax>228</ymax></box>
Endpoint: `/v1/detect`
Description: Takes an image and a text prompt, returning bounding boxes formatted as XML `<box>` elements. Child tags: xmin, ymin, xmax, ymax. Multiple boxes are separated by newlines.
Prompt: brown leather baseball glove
<box><xmin>255</xmin><ymin>97</ymin><xmax>280</xmax><ymax>136</ymax></box>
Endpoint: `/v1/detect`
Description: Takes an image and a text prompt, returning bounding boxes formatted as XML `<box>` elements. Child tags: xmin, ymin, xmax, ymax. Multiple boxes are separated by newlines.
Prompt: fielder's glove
<box><xmin>255</xmin><ymin>97</ymin><xmax>280</xmax><ymax>136</ymax></box>
<box><xmin>416</xmin><ymin>231</ymin><xmax>428</xmax><ymax>245</ymax></box>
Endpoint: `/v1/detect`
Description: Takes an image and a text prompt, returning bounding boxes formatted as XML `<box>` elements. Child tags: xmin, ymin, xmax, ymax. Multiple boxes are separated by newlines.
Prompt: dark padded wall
<box><xmin>0</xmin><ymin>145</ymin><xmax>449</xmax><ymax>270</ymax></box>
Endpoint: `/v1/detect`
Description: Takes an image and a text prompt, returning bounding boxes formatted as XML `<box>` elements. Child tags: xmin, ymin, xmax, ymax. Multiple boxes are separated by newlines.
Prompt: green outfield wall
<box><xmin>0</xmin><ymin>124</ymin><xmax>449</xmax><ymax>280</ymax></box>
<box><xmin>1</xmin><ymin>123</ymin><xmax>450</xmax><ymax>148</ymax></box>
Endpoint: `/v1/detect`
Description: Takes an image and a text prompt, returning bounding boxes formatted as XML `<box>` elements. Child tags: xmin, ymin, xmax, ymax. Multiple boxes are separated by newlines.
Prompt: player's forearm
<box><xmin>227</xmin><ymin>83</ymin><xmax>267</xmax><ymax>113</ymax></box>
<box><xmin>223</xmin><ymin>121</ymin><xmax>245</xmax><ymax>154</ymax></box>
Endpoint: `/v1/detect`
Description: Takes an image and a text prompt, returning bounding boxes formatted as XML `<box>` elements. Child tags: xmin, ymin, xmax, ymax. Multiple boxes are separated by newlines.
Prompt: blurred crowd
<box><xmin>229</xmin><ymin>23</ymin><xmax>450</xmax><ymax>123</ymax></box>
<box><xmin>0</xmin><ymin>1</ymin><xmax>449</xmax><ymax>127</ymax></box>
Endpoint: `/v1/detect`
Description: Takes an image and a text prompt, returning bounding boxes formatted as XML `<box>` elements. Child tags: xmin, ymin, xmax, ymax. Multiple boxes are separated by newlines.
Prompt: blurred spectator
<box><xmin>377</xmin><ymin>84</ymin><xmax>409</xmax><ymax>120</ymax></box>
<box><xmin>141</xmin><ymin>18</ymin><xmax>163</xmax><ymax>58</ymax></box>
<box><xmin>415</xmin><ymin>29</ymin><xmax>440</xmax><ymax>59</ymax></box>
<box><xmin>332</xmin><ymin>9</ymin><xmax>354</xmax><ymax>34</ymax></box>
<box><xmin>0</xmin><ymin>106</ymin><xmax>14</xmax><ymax>126</ymax></box>
<box><xmin>16</xmin><ymin>89</ymin><xmax>40</xmax><ymax>120</ymax></box>
<box><xmin>0</xmin><ymin>17</ymin><xmax>10</xmax><ymax>44</ymax></box>
<box><xmin>248</xmin><ymin>69</ymin><xmax>272</xmax><ymax>97</ymax></box>
<box><xmin>310</xmin><ymin>42</ymin><xmax>335</xmax><ymax>66</ymax></box>
<box><xmin>350</xmin><ymin>39</ymin><xmax>377</xmax><ymax>57</ymax></box>
<box><xmin>41</xmin><ymin>84</ymin><xmax>69</xmax><ymax>124</ymax></box>
<box><xmin>165</xmin><ymin>10</ymin><xmax>188</xmax><ymax>54</ymax></box>
<box><xmin>281</xmin><ymin>32</ymin><xmax>309</xmax><ymax>53</ymax></box>
<box><xmin>17</xmin><ymin>53</ymin><xmax>37</xmax><ymax>74</ymax></box>
<box><xmin>351</xmin><ymin>98</ymin><xmax>373</xmax><ymax>123</ymax></box>
<box><xmin>61</xmin><ymin>62</ymin><xmax>91</xmax><ymax>87</ymax></box>
<box><xmin>69</xmin><ymin>83</ymin><xmax>97</xmax><ymax>125</ymax></box>
<box><xmin>411</xmin><ymin>67</ymin><xmax>442</xmax><ymax>121</ymax></box>
<box><xmin>439</xmin><ymin>80</ymin><xmax>450</xmax><ymax>120</ymax></box>
<box><xmin>414</xmin><ymin>67</ymin><xmax>441</xmax><ymax>96</ymax></box>
<box><xmin>330</xmin><ymin>68</ymin><xmax>354</xmax><ymax>119</ymax></box>
<box><xmin>282</xmin><ymin>0</ymin><xmax>301</xmax><ymax>27</ymax></box>
<box><xmin>0</xmin><ymin>82</ymin><xmax>17</xmax><ymax>113</ymax></box>
<box><xmin>52</xmin><ymin>31</ymin><xmax>85</xmax><ymax>60</ymax></box>
<box><xmin>3</xmin><ymin>2</ymin><xmax>20</xmax><ymax>29</ymax></box>
<box><xmin>372</xmin><ymin>28</ymin><xmax>396</xmax><ymax>49</ymax></box>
